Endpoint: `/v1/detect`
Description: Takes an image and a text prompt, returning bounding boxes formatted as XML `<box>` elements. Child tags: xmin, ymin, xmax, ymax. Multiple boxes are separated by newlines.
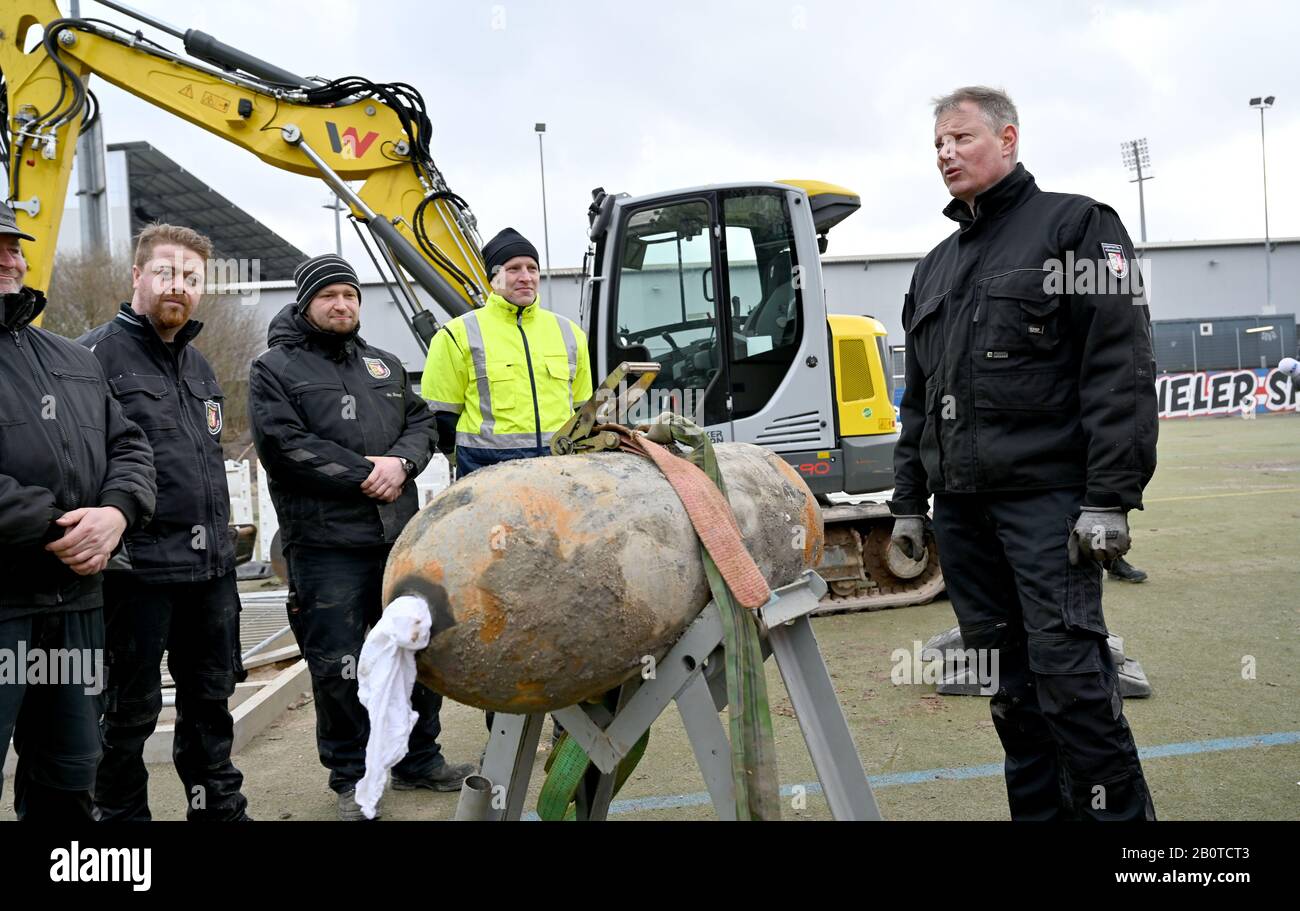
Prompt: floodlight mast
<box><xmin>1120</xmin><ymin>138</ymin><xmax>1152</xmax><ymax>244</ymax></box>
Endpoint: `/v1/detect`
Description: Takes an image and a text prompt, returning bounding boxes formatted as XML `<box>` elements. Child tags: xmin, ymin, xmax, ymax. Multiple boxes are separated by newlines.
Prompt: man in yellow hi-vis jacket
<box><xmin>422</xmin><ymin>228</ymin><xmax>593</xmax><ymax>477</ymax></box>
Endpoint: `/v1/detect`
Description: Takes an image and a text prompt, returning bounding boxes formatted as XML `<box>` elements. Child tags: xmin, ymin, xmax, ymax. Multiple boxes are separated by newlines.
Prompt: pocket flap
<box><xmin>908</xmin><ymin>291</ymin><xmax>946</xmax><ymax>331</ymax></box>
<box><xmin>986</xmin><ymin>269</ymin><xmax>1056</xmax><ymax>306</ymax></box>
<box><xmin>110</xmin><ymin>373</ymin><xmax>170</xmax><ymax>399</ymax></box>
<box><xmin>544</xmin><ymin>355</ymin><xmax>571</xmax><ymax>381</ymax></box>
<box><xmin>50</xmin><ymin>368</ymin><xmax>102</xmax><ymax>385</ymax></box>
<box><xmin>184</xmin><ymin>376</ymin><xmax>224</xmax><ymax>400</ymax></box>
<box><xmin>1018</xmin><ymin>297</ymin><xmax>1060</xmax><ymax>318</ymax></box>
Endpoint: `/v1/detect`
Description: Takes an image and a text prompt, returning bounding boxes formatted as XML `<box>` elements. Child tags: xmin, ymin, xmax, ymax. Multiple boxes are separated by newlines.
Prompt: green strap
<box><xmin>536</xmin><ymin>729</ymin><xmax>650</xmax><ymax>821</ymax></box>
<box><xmin>653</xmin><ymin>414</ymin><xmax>781</xmax><ymax>820</ymax></box>
<box><xmin>536</xmin><ymin>413</ymin><xmax>781</xmax><ymax>821</ymax></box>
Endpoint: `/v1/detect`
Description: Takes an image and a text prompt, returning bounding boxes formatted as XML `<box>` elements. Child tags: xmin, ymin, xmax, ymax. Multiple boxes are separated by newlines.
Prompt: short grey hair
<box><xmin>932</xmin><ymin>86</ymin><xmax>1019</xmax><ymax>133</ymax></box>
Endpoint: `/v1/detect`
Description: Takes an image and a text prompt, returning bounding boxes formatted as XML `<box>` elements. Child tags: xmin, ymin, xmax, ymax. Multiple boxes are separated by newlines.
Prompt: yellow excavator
<box><xmin>1</xmin><ymin>0</ymin><xmax>942</xmax><ymax>611</ymax></box>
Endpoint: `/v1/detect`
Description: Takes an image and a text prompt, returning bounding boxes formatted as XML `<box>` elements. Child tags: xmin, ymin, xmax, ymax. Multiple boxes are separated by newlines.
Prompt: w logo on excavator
<box><xmin>325</xmin><ymin>121</ymin><xmax>380</xmax><ymax>159</ymax></box>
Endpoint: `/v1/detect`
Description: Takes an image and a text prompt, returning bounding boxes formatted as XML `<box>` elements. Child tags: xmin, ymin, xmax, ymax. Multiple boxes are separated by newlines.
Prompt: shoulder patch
<box><xmin>205</xmin><ymin>399</ymin><xmax>223</xmax><ymax>435</ymax></box>
<box><xmin>1100</xmin><ymin>243</ymin><xmax>1128</xmax><ymax>279</ymax></box>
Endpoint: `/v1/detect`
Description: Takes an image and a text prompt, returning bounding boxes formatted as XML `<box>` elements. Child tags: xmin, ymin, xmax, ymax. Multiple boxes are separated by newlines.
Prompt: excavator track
<box><xmin>813</xmin><ymin>501</ymin><xmax>945</xmax><ymax>615</ymax></box>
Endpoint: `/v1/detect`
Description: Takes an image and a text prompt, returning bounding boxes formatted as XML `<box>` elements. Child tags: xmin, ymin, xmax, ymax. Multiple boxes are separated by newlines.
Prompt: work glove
<box><xmin>1068</xmin><ymin>507</ymin><xmax>1131</xmax><ymax>565</ymax></box>
<box><xmin>889</xmin><ymin>515</ymin><xmax>926</xmax><ymax>561</ymax></box>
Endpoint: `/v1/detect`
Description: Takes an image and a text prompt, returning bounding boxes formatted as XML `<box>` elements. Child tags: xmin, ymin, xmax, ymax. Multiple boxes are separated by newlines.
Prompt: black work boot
<box><xmin>391</xmin><ymin>761</ymin><xmax>476</xmax><ymax>792</ymax></box>
<box><xmin>1105</xmin><ymin>557</ymin><xmax>1148</xmax><ymax>583</ymax></box>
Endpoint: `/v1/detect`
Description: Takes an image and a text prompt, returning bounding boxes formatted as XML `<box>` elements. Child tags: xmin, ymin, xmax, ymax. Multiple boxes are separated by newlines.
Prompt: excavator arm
<box><xmin>1</xmin><ymin>0</ymin><xmax>486</xmax><ymax>337</ymax></box>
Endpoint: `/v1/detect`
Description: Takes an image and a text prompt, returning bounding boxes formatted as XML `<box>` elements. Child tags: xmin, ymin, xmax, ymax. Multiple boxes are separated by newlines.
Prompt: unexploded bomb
<box><xmin>382</xmin><ymin>442</ymin><xmax>824</xmax><ymax>713</ymax></box>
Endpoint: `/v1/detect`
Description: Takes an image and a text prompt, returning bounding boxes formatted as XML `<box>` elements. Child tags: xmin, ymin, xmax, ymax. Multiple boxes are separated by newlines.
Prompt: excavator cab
<box><xmin>583</xmin><ymin>181</ymin><xmax>898</xmax><ymax>496</ymax></box>
<box><xmin>584</xmin><ymin>182</ymin><xmax>835</xmax><ymax>450</ymax></box>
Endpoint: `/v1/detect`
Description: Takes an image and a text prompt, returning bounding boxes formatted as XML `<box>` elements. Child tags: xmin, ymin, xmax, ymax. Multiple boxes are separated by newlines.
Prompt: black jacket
<box><xmin>0</xmin><ymin>289</ymin><xmax>156</xmax><ymax>616</ymax></box>
<box><xmin>889</xmin><ymin>165</ymin><xmax>1158</xmax><ymax>517</ymax></box>
<box><xmin>249</xmin><ymin>304</ymin><xmax>436</xmax><ymax>549</ymax></box>
<box><xmin>80</xmin><ymin>304</ymin><xmax>235</xmax><ymax>583</ymax></box>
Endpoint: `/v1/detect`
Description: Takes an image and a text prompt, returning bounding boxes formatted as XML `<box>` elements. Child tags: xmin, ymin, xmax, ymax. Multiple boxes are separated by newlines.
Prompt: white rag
<box><xmin>356</xmin><ymin>595</ymin><xmax>433</xmax><ymax>819</ymax></box>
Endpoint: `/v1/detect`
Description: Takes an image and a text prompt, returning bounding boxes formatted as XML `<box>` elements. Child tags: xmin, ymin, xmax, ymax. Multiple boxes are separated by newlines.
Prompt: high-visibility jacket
<box><xmin>421</xmin><ymin>292</ymin><xmax>593</xmax><ymax>452</ymax></box>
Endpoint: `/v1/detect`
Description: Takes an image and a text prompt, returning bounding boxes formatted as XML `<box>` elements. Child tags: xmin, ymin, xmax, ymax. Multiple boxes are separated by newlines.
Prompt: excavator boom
<box><xmin>1</xmin><ymin>0</ymin><xmax>486</xmax><ymax>336</ymax></box>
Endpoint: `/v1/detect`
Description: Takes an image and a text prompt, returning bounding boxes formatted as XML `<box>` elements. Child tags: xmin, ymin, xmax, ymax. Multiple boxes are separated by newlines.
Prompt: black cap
<box><xmin>293</xmin><ymin>254</ymin><xmax>361</xmax><ymax>312</ymax></box>
<box><xmin>482</xmin><ymin>227</ymin><xmax>539</xmax><ymax>277</ymax></box>
<box><xmin>0</xmin><ymin>202</ymin><xmax>35</xmax><ymax>242</ymax></box>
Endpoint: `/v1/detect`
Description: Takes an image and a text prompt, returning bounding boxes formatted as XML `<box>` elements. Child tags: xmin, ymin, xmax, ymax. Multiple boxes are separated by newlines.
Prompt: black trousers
<box><xmin>94</xmin><ymin>573</ymin><xmax>249</xmax><ymax>822</ymax></box>
<box><xmin>931</xmin><ymin>487</ymin><xmax>1156</xmax><ymax>821</ymax></box>
<box><xmin>0</xmin><ymin>606</ymin><xmax>104</xmax><ymax>821</ymax></box>
<box><xmin>284</xmin><ymin>544</ymin><xmax>445</xmax><ymax>793</ymax></box>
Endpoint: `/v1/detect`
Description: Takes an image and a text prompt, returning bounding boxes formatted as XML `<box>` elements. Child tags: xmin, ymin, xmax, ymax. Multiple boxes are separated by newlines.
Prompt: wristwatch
<box><xmin>397</xmin><ymin>457</ymin><xmax>415</xmax><ymax>476</ymax></box>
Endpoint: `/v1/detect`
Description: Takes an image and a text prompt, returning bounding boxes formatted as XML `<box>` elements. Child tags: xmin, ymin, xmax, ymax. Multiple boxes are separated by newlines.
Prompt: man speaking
<box><xmin>890</xmin><ymin>86</ymin><xmax>1159</xmax><ymax>821</ymax></box>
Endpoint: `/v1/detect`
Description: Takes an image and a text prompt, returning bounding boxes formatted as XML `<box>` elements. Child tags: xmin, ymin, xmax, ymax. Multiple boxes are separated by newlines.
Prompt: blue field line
<box><xmin>518</xmin><ymin>729</ymin><xmax>1300</xmax><ymax>819</ymax></box>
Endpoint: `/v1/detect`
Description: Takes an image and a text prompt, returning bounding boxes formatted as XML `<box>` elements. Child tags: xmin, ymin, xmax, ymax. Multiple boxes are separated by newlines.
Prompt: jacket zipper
<box><xmin>337</xmin><ymin>355</ymin><xmax>387</xmax><ymax>542</ymax></box>
<box><xmin>517</xmin><ymin>309</ymin><xmax>543</xmax><ymax>450</ymax></box>
<box><xmin>169</xmin><ymin>345</ymin><xmax>217</xmax><ymax>576</ymax></box>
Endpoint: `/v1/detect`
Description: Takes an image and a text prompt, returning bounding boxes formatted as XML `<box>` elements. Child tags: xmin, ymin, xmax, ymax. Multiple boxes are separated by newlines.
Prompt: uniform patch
<box><xmin>364</xmin><ymin>356</ymin><xmax>391</xmax><ymax>379</ymax></box>
<box><xmin>205</xmin><ymin>400</ymin><xmax>222</xmax><ymax>435</ymax></box>
<box><xmin>1101</xmin><ymin>242</ymin><xmax>1128</xmax><ymax>279</ymax></box>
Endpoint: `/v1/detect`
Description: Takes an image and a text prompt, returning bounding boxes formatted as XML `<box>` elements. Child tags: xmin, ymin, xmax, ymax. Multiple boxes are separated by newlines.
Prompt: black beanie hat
<box><xmin>482</xmin><ymin>228</ymin><xmax>539</xmax><ymax>277</ymax></box>
<box><xmin>294</xmin><ymin>254</ymin><xmax>361</xmax><ymax>312</ymax></box>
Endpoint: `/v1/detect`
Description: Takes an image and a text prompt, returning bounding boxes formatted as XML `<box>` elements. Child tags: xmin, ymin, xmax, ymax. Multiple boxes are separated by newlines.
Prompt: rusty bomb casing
<box><xmin>381</xmin><ymin>442</ymin><xmax>824</xmax><ymax>713</ymax></box>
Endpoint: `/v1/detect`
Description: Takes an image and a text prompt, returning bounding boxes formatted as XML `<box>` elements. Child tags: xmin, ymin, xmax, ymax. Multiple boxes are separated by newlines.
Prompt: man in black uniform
<box><xmin>889</xmin><ymin>87</ymin><xmax>1158</xmax><ymax>821</ymax></box>
<box><xmin>0</xmin><ymin>203</ymin><xmax>156</xmax><ymax>821</ymax></box>
<box><xmin>81</xmin><ymin>223</ymin><xmax>251</xmax><ymax>821</ymax></box>
<box><xmin>249</xmin><ymin>254</ymin><xmax>473</xmax><ymax>821</ymax></box>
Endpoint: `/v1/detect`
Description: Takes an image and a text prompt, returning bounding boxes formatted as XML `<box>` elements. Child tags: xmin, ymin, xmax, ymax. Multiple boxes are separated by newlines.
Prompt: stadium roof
<box><xmin>109</xmin><ymin>141</ymin><xmax>307</xmax><ymax>280</ymax></box>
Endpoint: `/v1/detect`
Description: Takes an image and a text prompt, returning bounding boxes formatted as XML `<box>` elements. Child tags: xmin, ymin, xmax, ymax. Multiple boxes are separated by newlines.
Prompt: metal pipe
<box><xmin>350</xmin><ymin>216</ymin><xmax>424</xmax><ymax>350</ymax></box>
<box><xmin>92</xmin><ymin>0</ymin><xmax>186</xmax><ymax>39</ymax></box>
<box><xmin>242</xmin><ymin>624</ymin><xmax>292</xmax><ymax>662</ymax></box>
<box><xmin>429</xmin><ymin>198</ymin><xmax>487</xmax><ymax>305</ymax></box>
<box><xmin>454</xmin><ymin>775</ymin><xmax>494</xmax><ymax>820</ymax></box>
<box><xmin>281</xmin><ymin>128</ymin><xmax>473</xmax><ymax>318</ymax></box>
<box><xmin>536</xmin><ymin>125</ymin><xmax>553</xmax><ymax>304</ymax></box>
<box><xmin>367</xmin><ymin>220</ymin><xmax>432</xmax><ymax>351</ymax></box>
<box><xmin>95</xmin><ymin>0</ymin><xmax>308</xmax><ymax>86</ymax></box>
<box><xmin>73</xmin><ymin>19</ymin><xmax>309</xmax><ymax>100</ymax></box>
<box><xmin>1133</xmin><ymin>150</ymin><xmax>1147</xmax><ymax>243</ymax></box>
<box><xmin>1258</xmin><ymin>105</ymin><xmax>1272</xmax><ymax>314</ymax></box>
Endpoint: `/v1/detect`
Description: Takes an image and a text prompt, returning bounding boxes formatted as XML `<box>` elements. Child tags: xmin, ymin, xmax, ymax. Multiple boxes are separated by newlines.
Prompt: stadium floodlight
<box><xmin>1120</xmin><ymin>138</ymin><xmax>1152</xmax><ymax>242</ymax></box>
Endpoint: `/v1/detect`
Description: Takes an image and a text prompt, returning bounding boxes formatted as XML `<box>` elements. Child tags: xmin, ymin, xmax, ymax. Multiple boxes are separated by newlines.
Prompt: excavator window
<box><xmin>610</xmin><ymin>198</ymin><xmax>729</xmax><ymax>426</ymax></box>
<box><xmin>719</xmin><ymin>190</ymin><xmax>803</xmax><ymax>420</ymax></box>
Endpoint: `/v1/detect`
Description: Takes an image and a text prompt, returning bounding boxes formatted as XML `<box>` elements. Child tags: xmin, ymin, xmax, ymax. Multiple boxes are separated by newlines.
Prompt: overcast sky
<box><xmin>59</xmin><ymin>0</ymin><xmax>1300</xmax><ymax>277</ymax></box>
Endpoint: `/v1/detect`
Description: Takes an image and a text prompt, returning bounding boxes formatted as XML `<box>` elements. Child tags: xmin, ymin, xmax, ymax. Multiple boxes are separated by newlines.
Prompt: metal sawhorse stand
<box><xmin>455</xmin><ymin>571</ymin><xmax>882</xmax><ymax>821</ymax></box>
